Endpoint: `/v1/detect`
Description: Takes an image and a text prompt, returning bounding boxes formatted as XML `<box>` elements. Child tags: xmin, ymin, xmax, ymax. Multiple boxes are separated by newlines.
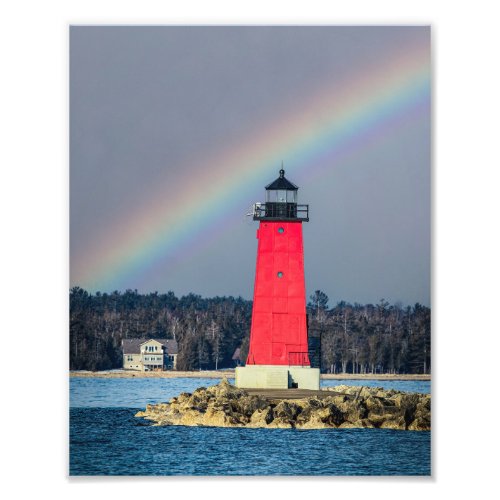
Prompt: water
<box><xmin>70</xmin><ymin>377</ymin><xmax>431</xmax><ymax>476</ymax></box>
<box><xmin>70</xmin><ymin>377</ymin><xmax>430</xmax><ymax>408</ymax></box>
<box><xmin>71</xmin><ymin>377</ymin><xmax>226</xmax><ymax>408</ymax></box>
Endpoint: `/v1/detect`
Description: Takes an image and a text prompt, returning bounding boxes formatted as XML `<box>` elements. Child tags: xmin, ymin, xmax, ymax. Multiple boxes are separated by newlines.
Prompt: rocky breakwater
<box><xmin>135</xmin><ymin>379</ymin><xmax>430</xmax><ymax>430</ymax></box>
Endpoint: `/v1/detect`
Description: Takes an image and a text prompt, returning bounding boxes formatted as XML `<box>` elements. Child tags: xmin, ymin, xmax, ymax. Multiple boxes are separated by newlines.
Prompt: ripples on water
<box><xmin>70</xmin><ymin>408</ymin><xmax>430</xmax><ymax>476</ymax></box>
<box><xmin>70</xmin><ymin>377</ymin><xmax>430</xmax><ymax>408</ymax></box>
<box><xmin>69</xmin><ymin>377</ymin><xmax>431</xmax><ymax>476</ymax></box>
<box><xmin>71</xmin><ymin>377</ymin><xmax>224</xmax><ymax>408</ymax></box>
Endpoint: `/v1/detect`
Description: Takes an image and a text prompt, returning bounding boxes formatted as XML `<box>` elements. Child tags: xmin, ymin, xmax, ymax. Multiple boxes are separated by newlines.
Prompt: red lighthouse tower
<box><xmin>236</xmin><ymin>167</ymin><xmax>320</xmax><ymax>390</ymax></box>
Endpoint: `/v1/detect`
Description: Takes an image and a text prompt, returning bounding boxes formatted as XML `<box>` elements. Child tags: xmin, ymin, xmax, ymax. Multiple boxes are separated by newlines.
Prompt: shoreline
<box><xmin>70</xmin><ymin>370</ymin><xmax>430</xmax><ymax>381</ymax></box>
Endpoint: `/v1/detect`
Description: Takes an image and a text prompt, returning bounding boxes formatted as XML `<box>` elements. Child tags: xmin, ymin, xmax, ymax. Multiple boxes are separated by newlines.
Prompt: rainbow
<box><xmin>73</xmin><ymin>41</ymin><xmax>430</xmax><ymax>292</ymax></box>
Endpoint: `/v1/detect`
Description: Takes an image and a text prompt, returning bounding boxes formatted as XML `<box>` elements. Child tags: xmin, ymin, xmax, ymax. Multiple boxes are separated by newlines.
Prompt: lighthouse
<box><xmin>236</xmin><ymin>167</ymin><xmax>320</xmax><ymax>390</ymax></box>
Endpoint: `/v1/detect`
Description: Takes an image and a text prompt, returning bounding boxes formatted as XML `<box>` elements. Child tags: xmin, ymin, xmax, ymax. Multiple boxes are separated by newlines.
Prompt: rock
<box><xmin>408</xmin><ymin>416</ymin><xmax>431</xmax><ymax>431</ymax></box>
<box><xmin>357</xmin><ymin>418</ymin><xmax>376</xmax><ymax>428</ymax></box>
<box><xmin>298</xmin><ymin>412</ymin><xmax>330</xmax><ymax>429</ymax></box>
<box><xmin>338</xmin><ymin>421</ymin><xmax>358</xmax><ymax>429</ymax></box>
<box><xmin>368</xmin><ymin>410</ymin><xmax>406</xmax><ymax>429</ymax></box>
<box><xmin>269</xmin><ymin>401</ymin><xmax>302</xmax><ymax>428</ymax></box>
<box><xmin>365</xmin><ymin>396</ymin><xmax>384</xmax><ymax>411</ymax></box>
<box><xmin>248</xmin><ymin>406</ymin><xmax>274</xmax><ymax>427</ymax></box>
<box><xmin>322</xmin><ymin>404</ymin><xmax>344</xmax><ymax>427</ymax></box>
<box><xmin>295</xmin><ymin>405</ymin><xmax>313</xmax><ymax>426</ymax></box>
<box><xmin>179</xmin><ymin>409</ymin><xmax>204</xmax><ymax>426</ymax></box>
<box><xmin>273</xmin><ymin>401</ymin><xmax>301</xmax><ymax>420</ymax></box>
<box><xmin>336</xmin><ymin>400</ymin><xmax>367</xmax><ymax>423</ymax></box>
<box><xmin>330</xmin><ymin>394</ymin><xmax>348</xmax><ymax>405</ymax></box>
<box><xmin>135</xmin><ymin>380</ymin><xmax>430</xmax><ymax>431</ymax></box>
<box><xmin>238</xmin><ymin>395</ymin><xmax>269</xmax><ymax>418</ymax></box>
<box><xmin>379</xmin><ymin>417</ymin><xmax>407</xmax><ymax>430</ymax></box>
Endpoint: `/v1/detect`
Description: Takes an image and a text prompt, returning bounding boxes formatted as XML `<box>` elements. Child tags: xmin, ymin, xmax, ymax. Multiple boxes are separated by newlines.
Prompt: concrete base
<box><xmin>235</xmin><ymin>365</ymin><xmax>320</xmax><ymax>390</ymax></box>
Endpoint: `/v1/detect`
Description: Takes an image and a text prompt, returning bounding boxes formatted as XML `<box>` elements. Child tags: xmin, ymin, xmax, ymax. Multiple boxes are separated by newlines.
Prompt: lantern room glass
<box><xmin>266</xmin><ymin>189</ymin><xmax>297</xmax><ymax>203</ymax></box>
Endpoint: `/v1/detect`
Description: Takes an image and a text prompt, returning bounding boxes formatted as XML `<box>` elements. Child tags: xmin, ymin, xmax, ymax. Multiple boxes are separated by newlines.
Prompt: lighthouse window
<box><xmin>278</xmin><ymin>227</ymin><xmax>284</xmax><ymax>234</ymax></box>
<box><xmin>277</xmin><ymin>272</ymin><xmax>284</xmax><ymax>278</ymax></box>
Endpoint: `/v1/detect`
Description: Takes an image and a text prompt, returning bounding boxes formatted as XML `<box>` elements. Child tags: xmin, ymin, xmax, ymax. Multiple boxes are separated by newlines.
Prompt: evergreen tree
<box><xmin>69</xmin><ymin>288</ymin><xmax>430</xmax><ymax>373</ymax></box>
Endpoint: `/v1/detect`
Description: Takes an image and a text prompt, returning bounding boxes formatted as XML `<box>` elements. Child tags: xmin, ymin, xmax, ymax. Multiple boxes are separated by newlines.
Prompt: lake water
<box><xmin>69</xmin><ymin>377</ymin><xmax>431</xmax><ymax>476</ymax></box>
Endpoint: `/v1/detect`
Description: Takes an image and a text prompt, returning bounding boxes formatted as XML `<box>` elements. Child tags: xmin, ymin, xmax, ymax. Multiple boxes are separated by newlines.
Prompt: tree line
<box><xmin>69</xmin><ymin>287</ymin><xmax>430</xmax><ymax>374</ymax></box>
<box><xmin>308</xmin><ymin>291</ymin><xmax>431</xmax><ymax>374</ymax></box>
<box><xmin>70</xmin><ymin>287</ymin><xmax>252</xmax><ymax>371</ymax></box>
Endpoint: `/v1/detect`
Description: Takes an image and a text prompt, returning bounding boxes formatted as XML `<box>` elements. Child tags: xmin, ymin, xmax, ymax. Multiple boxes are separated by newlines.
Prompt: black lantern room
<box><xmin>253</xmin><ymin>167</ymin><xmax>309</xmax><ymax>221</ymax></box>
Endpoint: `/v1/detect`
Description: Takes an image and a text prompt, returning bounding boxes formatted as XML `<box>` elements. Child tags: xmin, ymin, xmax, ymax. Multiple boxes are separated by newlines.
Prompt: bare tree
<box><xmin>209</xmin><ymin>320</ymin><xmax>222</xmax><ymax>370</ymax></box>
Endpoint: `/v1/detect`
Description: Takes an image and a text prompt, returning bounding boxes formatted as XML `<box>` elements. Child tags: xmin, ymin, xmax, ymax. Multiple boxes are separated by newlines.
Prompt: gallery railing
<box><xmin>252</xmin><ymin>202</ymin><xmax>309</xmax><ymax>221</ymax></box>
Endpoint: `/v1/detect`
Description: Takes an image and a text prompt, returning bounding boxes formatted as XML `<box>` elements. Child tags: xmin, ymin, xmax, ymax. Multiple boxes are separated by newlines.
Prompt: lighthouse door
<box><xmin>271</xmin><ymin>313</ymin><xmax>287</xmax><ymax>363</ymax></box>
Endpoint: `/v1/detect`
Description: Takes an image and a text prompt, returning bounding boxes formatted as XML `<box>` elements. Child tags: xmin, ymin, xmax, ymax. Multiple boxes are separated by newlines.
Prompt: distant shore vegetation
<box><xmin>70</xmin><ymin>287</ymin><xmax>430</xmax><ymax>374</ymax></box>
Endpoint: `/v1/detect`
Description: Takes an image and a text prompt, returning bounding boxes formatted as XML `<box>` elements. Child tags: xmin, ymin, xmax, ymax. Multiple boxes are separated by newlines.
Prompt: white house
<box><xmin>122</xmin><ymin>338</ymin><xmax>178</xmax><ymax>371</ymax></box>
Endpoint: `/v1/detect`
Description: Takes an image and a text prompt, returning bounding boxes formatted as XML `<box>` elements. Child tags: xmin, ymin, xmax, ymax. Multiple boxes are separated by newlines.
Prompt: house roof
<box><xmin>164</xmin><ymin>339</ymin><xmax>178</xmax><ymax>355</ymax></box>
<box><xmin>122</xmin><ymin>338</ymin><xmax>178</xmax><ymax>355</ymax></box>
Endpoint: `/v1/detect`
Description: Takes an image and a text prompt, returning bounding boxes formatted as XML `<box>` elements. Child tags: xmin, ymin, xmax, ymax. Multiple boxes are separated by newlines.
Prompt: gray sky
<box><xmin>70</xmin><ymin>26</ymin><xmax>430</xmax><ymax>306</ymax></box>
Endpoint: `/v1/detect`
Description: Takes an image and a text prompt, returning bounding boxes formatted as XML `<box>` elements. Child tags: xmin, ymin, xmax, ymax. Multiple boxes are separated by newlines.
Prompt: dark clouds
<box><xmin>70</xmin><ymin>26</ymin><xmax>430</xmax><ymax>306</ymax></box>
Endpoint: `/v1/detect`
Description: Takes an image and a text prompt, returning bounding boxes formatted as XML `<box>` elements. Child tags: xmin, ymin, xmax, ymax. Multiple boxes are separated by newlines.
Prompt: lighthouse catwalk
<box><xmin>236</xmin><ymin>168</ymin><xmax>320</xmax><ymax>390</ymax></box>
